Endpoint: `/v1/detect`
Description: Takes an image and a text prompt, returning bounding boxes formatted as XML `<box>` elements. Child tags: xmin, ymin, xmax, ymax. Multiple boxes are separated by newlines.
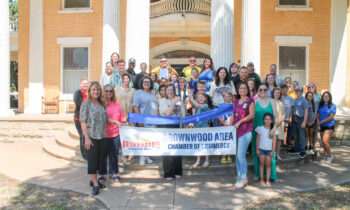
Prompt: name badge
<box><xmin>242</xmin><ymin>103</ymin><xmax>247</xmax><ymax>109</ymax></box>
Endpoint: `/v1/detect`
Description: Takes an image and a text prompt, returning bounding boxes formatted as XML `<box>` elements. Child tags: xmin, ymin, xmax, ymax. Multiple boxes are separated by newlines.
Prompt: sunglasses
<box><xmin>189</xmin><ymin>60</ymin><xmax>196</xmax><ymax>62</ymax></box>
<box><xmin>308</xmin><ymin>86</ymin><xmax>315</xmax><ymax>89</ymax></box>
<box><xmin>259</xmin><ymin>89</ymin><xmax>267</xmax><ymax>92</ymax></box>
<box><xmin>105</xmin><ymin>89</ymin><xmax>113</xmax><ymax>93</ymax></box>
<box><xmin>160</xmin><ymin>60</ymin><xmax>167</xmax><ymax>63</ymax></box>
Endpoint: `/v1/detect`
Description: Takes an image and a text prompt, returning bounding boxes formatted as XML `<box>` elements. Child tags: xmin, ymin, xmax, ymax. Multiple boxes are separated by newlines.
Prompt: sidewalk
<box><xmin>1</xmin><ymin>142</ymin><xmax>350</xmax><ymax>209</ymax></box>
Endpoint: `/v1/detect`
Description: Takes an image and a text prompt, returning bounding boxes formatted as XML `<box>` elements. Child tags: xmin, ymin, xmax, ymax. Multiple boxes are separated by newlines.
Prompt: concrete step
<box><xmin>43</xmin><ymin>138</ymin><xmax>86</xmax><ymax>163</ymax></box>
<box><xmin>55</xmin><ymin>131</ymin><xmax>79</xmax><ymax>151</ymax></box>
<box><xmin>68</xmin><ymin>125</ymin><xmax>79</xmax><ymax>140</ymax></box>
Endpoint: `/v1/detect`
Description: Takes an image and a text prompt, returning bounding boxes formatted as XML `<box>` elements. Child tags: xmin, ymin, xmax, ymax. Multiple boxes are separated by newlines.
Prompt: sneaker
<box><xmin>221</xmin><ymin>157</ymin><xmax>227</xmax><ymax>164</ymax></box>
<box><xmin>98</xmin><ymin>176</ymin><xmax>105</xmax><ymax>182</ymax></box>
<box><xmin>276</xmin><ymin>155</ymin><xmax>282</xmax><ymax>160</ymax></box>
<box><xmin>305</xmin><ymin>150</ymin><xmax>311</xmax><ymax>155</ymax></box>
<box><xmin>165</xmin><ymin>177</ymin><xmax>173</xmax><ymax>181</ymax></box>
<box><xmin>326</xmin><ymin>155</ymin><xmax>334</xmax><ymax>164</ymax></box>
<box><xmin>139</xmin><ymin>156</ymin><xmax>145</xmax><ymax>166</ymax></box>
<box><xmin>298</xmin><ymin>152</ymin><xmax>306</xmax><ymax>159</ymax></box>
<box><xmin>320</xmin><ymin>158</ymin><xmax>327</xmax><ymax>163</ymax></box>
<box><xmin>226</xmin><ymin>157</ymin><xmax>232</xmax><ymax>164</ymax></box>
<box><xmin>309</xmin><ymin>150</ymin><xmax>315</xmax><ymax>155</ymax></box>
<box><xmin>234</xmin><ymin>177</ymin><xmax>241</xmax><ymax>188</ymax></box>
<box><xmin>145</xmin><ymin>157</ymin><xmax>153</xmax><ymax>164</ymax></box>
<box><xmin>288</xmin><ymin>148</ymin><xmax>300</xmax><ymax>154</ymax></box>
<box><xmin>175</xmin><ymin>175</ymin><xmax>182</xmax><ymax>179</ymax></box>
<box><xmin>235</xmin><ymin>178</ymin><xmax>248</xmax><ymax>188</ymax></box>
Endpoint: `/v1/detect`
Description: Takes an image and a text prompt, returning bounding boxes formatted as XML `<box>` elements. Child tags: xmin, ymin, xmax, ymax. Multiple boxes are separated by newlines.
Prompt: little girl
<box><xmin>255</xmin><ymin>113</ymin><xmax>278</xmax><ymax>186</ymax></box>
<box><xmin>158</xmin><ymin>84</ymin><xmax>167</xmax><ymax>100</ymax></box>
<box><xmin>218</xmin><ymin>90</ymin><xmax>233</xmax><ymax>164</ymax></box>
<box><xmin>305</xmin><ymin>91</ymin><xmax>317</xmax><ymax>155</ymax></box>
<box><xmin>150</xmin><ymin>72</ymin><xmax>159</xmax><ymax>97</ymax></box>
<box><xmin>189</xmin><ymin>91</ymin><xmax>210</xmax><ymax>169</ymax></box>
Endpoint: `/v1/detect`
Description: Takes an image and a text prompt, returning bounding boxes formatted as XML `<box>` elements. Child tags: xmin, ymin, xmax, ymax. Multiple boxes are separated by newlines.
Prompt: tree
<box><xmin>9</xmin><ymin>0</ymin><xmax>18</xmax><ymax>21</ymax></box>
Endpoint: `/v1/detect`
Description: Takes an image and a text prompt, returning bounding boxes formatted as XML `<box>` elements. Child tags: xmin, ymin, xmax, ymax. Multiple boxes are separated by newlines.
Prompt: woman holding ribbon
<box><xmin>159</xmin><ymin>83</ymin><xmax>185</xmax><ymax>180</ymax></box>
<box><xmin>231</xmin><ymin>82</ymin><xmax>255</xmax><ymax>188</ymax></box>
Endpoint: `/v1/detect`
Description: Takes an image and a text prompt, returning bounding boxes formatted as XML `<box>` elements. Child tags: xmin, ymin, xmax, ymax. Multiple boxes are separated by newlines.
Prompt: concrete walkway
<box><xmin>1</xmin><ymin>142</ymin><xmax>350</xmax><ymax>209</ymax></box>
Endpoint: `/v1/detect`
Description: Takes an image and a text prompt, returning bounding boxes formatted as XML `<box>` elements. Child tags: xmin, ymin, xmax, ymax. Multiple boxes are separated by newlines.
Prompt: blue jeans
<box><xmin>98</xmin><ymin>136</ymin><xmax>120</xmax><ymax>175</ymax></box>
<box><xmin>292</xmin><ymin>116</ymin><xmax>306</xmax><ymax>152</ymax></box>
<box><xmin>236</xmin><ymin>132</ymin><xmax>252</xmax><ymax>179</ymax></box>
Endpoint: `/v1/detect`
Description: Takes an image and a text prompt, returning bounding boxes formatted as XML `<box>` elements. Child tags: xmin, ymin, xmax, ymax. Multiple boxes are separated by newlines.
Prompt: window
<box><xmin>278</xmin><ymin>46</ymin><xmax>307</xmax><ymax>85</ymax></box>
<box><xmin>62</xmin><ymin>47</ymin><xmax>89</xmax><ymax>95</ymax></box>
<box><xmin>64</xmin><ymin>0</ymin><xmax>90</xmax><ymax>8</ymax></box>
<box><xmin>279</xmin><ymin>0</ymin><xmax>307</xmax><ymax>6</ymax></box>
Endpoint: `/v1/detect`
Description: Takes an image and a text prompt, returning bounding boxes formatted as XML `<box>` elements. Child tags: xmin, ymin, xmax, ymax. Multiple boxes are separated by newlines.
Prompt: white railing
<box><xmin>9</xmin><ymin>20</ymin><xmax>18</xmax><ymax>32</ymax></box>
<box><xmin>150</xmin><ymin>0</ymin><xmax>211</xmax><ymax>18</ymax></box>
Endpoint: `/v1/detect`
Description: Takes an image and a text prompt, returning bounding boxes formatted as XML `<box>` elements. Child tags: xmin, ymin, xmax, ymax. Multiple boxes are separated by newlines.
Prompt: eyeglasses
<box><xmin>143</xmin><ymin>81</ymin><xmax>151</xmax><ymax>84</ymax></box>
<box><xmin>259</xmin><ymin>89</ymin><xmax>267</xmax><ymax>92</ymax></box>
<box><xmin>105</xmin><ymin>89</ymin><xmax>113</xmax><ymax>93</ymax></box>
<box><xmin>308</xmin><ymin>86</ymin><xmax>315</xmax><ymax>89</ymax></box>
<box><xmin>189</xmin><ymin>60</ymin><xmax>196</xmax><ymax>62</ymax></box>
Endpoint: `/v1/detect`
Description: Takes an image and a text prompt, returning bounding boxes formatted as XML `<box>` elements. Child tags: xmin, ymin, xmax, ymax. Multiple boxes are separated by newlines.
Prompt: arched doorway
<box><xmin>150</xmin><ymin>39</ymin><xmax>210</xmax><ymax>72</ymax></box>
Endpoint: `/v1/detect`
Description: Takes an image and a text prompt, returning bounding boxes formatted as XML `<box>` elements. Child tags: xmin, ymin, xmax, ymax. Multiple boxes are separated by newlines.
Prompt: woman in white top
<box><xmin>100</xmin><ymin>62</ymin><xmax>114</xmax><ymax>87</ymax></box>
<box><xmin>208</xmin><ymin>67</ymin><xmax>236</xmax><ymax>126</ymax></box>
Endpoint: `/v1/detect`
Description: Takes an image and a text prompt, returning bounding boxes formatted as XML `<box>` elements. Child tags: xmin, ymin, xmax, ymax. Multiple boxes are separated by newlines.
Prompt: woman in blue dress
<box><xmin>199</xmin><ymin>57</ymin><xmax>215</xmax><ymax>93</ymax></box>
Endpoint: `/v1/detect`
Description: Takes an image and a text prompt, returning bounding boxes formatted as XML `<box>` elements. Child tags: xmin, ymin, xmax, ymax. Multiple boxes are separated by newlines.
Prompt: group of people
<box><xmin>73</xmin><ymin>52</ymin><xmax>337</xmax><ymax>195</ymax></box>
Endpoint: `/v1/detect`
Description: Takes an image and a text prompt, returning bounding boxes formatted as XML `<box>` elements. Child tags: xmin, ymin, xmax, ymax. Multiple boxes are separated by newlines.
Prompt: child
<box><xmin>271</xmin><ymin>88</ymin><xmax>285</xmax><ymax>160</ymax></box>
<box><xmin>197</xmin><ymin>81</ymin><xmax>213</xmax><ymax>110</ymax></box>
<box><xmin>288</xmin><ymin>85</ymin><xmax>308</xmax><ymax>158</ymax></box>
<box><xmin>255</xmin><ymin>113</ymin><xmax>277</xmax><ymax>186</ymax></box>
<box><xmin>150</xmin><ymin>72</ymin><xmax>159</xmax><ymax>97</ymax></box>
<box><xmin>218</xmin><ymin>90</ymin><xmax>233</xmax><ymax>164</ymax></box>
<box><xmin>189</xmin><ymin>68</ymin><xmax>200</xmax><ymax>96</ymax></box>
<box><xmin>281</xmin><ymin>84</ymin><xmax>293</xmax><ymax>146</ymax></box>
<box><xmin>158</xmin><ymin>84</ymin><xmax>167</xmax><ymax>100</ymax></box>
<box><xmin>305</xmin><ymin>91</ymin><xmax>317</xmax><ymax>155</ymax></box>
<box><xmin>189</xmin><ymin>91</ymin><xmax>210</xmax><ymax>169</ymax></box>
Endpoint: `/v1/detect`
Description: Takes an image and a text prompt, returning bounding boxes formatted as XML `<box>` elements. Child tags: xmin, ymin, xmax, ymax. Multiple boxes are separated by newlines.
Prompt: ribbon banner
<box><xmin>128</xmin><ymin>104</ymin><xmax>233</xmax><ymax>125</ymax></box>
<box><xmin>120</xmin><ymin>126</ymin><xmax>236</xmax><ymax>156</ymax></box>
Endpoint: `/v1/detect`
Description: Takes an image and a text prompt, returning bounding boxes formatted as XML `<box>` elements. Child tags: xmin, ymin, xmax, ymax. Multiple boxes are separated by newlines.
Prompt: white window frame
<box><xmin>59</xmin><ymin>0</ymin><xmax>93</xmax><ymax>14</ymax></box>
<box><xmin>275</xmin><ymin>36</ymin><xmax>311</xmax><ymax>86</ymax></box>
<box><xmin>275</xmin><ymin>0</ymin><xmax>313</xmax><ymax>11</ymax></box>
<box><xmin>58</xmin><ymin>39</ymin><xmax>91</xmax><ymax>100</ymax></box>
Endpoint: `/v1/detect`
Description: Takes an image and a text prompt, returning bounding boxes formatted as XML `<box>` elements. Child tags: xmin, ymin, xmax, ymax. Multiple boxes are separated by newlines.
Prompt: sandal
<box><xmin>98</xmin><ymin>176</ymin><xmax>105</xmax><ymax>182</ymax></box>
<box><xmin>221</xmin><ymin>157</ymin><xmax>227</xmax><ymax>164</ymax></box>
<box><xmin>266</xmin><ymin>181</ymin><xmax>271</xmax><ymax>187</ymax></box>
<box><xmin>259</xmin><ymin>179</ymin><xmax>265</xmax><ymax>186</ymax></box>
<box><xmin>226</xmin><ymin>157</ymin><xmax>232</xmax><ymax>164</ymax></box>
<box><xmin>192</xmin><ymin>161</ymin><xmax>200</xmax><ymax>169</ymax></box>
<box><xmin>202</xmin><ymin>161</ymin><xmax>209</xmax><ymax>169</ymax></box>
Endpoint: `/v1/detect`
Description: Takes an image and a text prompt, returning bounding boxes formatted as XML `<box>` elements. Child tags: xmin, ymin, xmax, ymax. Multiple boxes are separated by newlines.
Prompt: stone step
<box><xmin>55</xmin><ymin>131</ymin><xmax>79</xmax><ymax>151</ymax></box>
<box><xmin>43</xmin><ymin>138</ymin><xmax>86</xmax><ymax>163</ymax></box>
<box><xmin>68</xmin><ymin>125</ymin><xmax>79</xmax><ymax>140</ymax></box>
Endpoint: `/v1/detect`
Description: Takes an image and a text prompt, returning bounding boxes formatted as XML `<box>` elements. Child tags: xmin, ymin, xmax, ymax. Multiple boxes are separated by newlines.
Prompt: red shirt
<box><xmin>106</xmin><ymin>101</ymin><xmax>126</xmax><ymax>138</ymax></box>
<box><xmin>233</xmin><ymin>97</ymin><xmax>254</xmax><ymax>138</ymax></box>
<box><xmin>81</xmin><ymin>89</ymin><xmax>87</xmax><ymax>102</ymax></box>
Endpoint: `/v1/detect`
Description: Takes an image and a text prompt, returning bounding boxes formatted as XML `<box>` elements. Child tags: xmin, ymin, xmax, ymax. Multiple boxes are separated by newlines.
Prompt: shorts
<box><xmin>320</xmin><ymin>126</ymin><xmax>334</xmax><ymax>132</ymax></box>
<box><xmin>259</xmin><ymin>149</ymin><xmax>271</xmax><ymax>157</ymax></box>
<box><xmin>306</xmin><ymin>123</ymin><xmax>316</xmax><ymax>129</ymax></box>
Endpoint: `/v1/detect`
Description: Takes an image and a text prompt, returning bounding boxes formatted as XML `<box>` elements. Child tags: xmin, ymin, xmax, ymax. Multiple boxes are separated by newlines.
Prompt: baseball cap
<box><xmin>128</xmin><ymin>58</ymin><xmax>136</xmax><ymax>64</ymax></box>
<box><xmin>247</xmin><ymin>62</ymin><xmax>254</xmax><ymax>66</ymax></box>
<box><xmin>295</xmin><ymin>85</ymin><xmax>303</xmax><ymax>91</ymax></box>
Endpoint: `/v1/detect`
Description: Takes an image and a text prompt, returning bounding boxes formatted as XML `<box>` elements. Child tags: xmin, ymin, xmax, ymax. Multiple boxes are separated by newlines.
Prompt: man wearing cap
<box><xmin>288</xmin><ymin>85</ymin><xmax>308</xmax><ymax>159</ymax></box>
<box><xmin>127</xmin><ymin>58</ymin><xmax>137</xmax><ymax>85</ymax></box>
<box><xmin>262</xmin><ymin>64</ymin><xmax>284</xmax><ymax>87</ymax></box>
<box><xmin>247</xmin><ymin>62</ymin><xmax>262</xmax><ymax>88</ymax></box>
<box><xmin>182</xmin><ymin>56</ymin><xmax>201</xmax><ymax>81</ymax></box>
<box><xmin>151</xmin><ymin>55</ymin><xmax>178</xmax><ymax>81</ymax></box>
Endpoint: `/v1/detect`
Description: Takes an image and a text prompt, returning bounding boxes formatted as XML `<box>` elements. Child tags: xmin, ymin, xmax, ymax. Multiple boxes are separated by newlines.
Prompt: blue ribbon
<box><xmin>128</xmin><ymin>104</ymin><xmax>233</xmax><ymax>125</ymax></box>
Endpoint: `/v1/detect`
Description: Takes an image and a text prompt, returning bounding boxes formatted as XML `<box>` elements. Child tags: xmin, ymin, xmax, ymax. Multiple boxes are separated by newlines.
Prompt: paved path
<box><xmin>1</xmin><ymin>142</ymin><xmax>350</xmax><ymax>209</ymax></box>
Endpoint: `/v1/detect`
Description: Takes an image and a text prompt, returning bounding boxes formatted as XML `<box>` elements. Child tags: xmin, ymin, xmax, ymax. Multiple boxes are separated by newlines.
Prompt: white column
<box><xmin>125</xmin><ymin>0</ymin><xmax>149</xmax><ymax>73</ymax></box>
<box><xmin>0</xmin><ymin>0</ymin><xmax>12</xmax><ymax>116</ymax></box>
<box><xmin>210</xmin><ymin>0</ymin><xmax>234</xmax><ymax>69</ymax></box>
<box><xmin>241</xmin><ymin>0</ymin><xmax>260</xmax><ymax>74</ymax></box>
<box><xmin>102</xmin><ymin>0</ymin><xmax>120</xmax><ymax>71</ymax></box>
<box><xmin>329</xmin><ymin>0</ymin><xmax>347</xmax><ymax>106</ymax></box>
<box><xmin>26</xmin><ymin>0</ymin><xmax>44</xmax><ymax>113</ymax></box>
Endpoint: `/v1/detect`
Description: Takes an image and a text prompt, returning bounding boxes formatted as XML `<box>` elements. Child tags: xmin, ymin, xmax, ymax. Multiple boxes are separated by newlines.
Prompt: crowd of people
<box><xmin>73</xmin><ymin>52</ymin><xmax>337</xmax><ymax>195</ymax></box>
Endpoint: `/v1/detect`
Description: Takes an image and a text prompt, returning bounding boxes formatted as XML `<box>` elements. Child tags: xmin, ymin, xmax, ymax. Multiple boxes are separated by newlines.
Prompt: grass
<box><xmin>0</xmin><ymin>173</ymin><xmax>106</xmax><ymax>210</ymax></box>
<box><xmin>245</xmin><ymin>183</ymin><xmax>350</xmax><ymax>209</ymax></box>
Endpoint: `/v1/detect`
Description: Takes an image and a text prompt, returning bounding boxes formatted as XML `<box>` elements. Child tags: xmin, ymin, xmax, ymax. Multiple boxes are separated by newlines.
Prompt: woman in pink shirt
<box><xmin>99</xmin><ymin>84</ymin><xmax>127</xmax><ymax>182</ymax></box>
<box><xmin>232</xmin><ymin>82</ymin><xmax>255</xmax><ymax>188</ymax></box>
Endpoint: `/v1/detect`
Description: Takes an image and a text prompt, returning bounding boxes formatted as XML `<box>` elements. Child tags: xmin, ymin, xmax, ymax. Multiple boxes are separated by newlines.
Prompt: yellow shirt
<box><xmin>182</xmin><ymin>66</ymin><xmax>201</xmax><ymax>81</ymax></box>
<box><xmin>288</xmin><ymin>89</ymin><xmax>297</xmax><ymax>99</ymax></box>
